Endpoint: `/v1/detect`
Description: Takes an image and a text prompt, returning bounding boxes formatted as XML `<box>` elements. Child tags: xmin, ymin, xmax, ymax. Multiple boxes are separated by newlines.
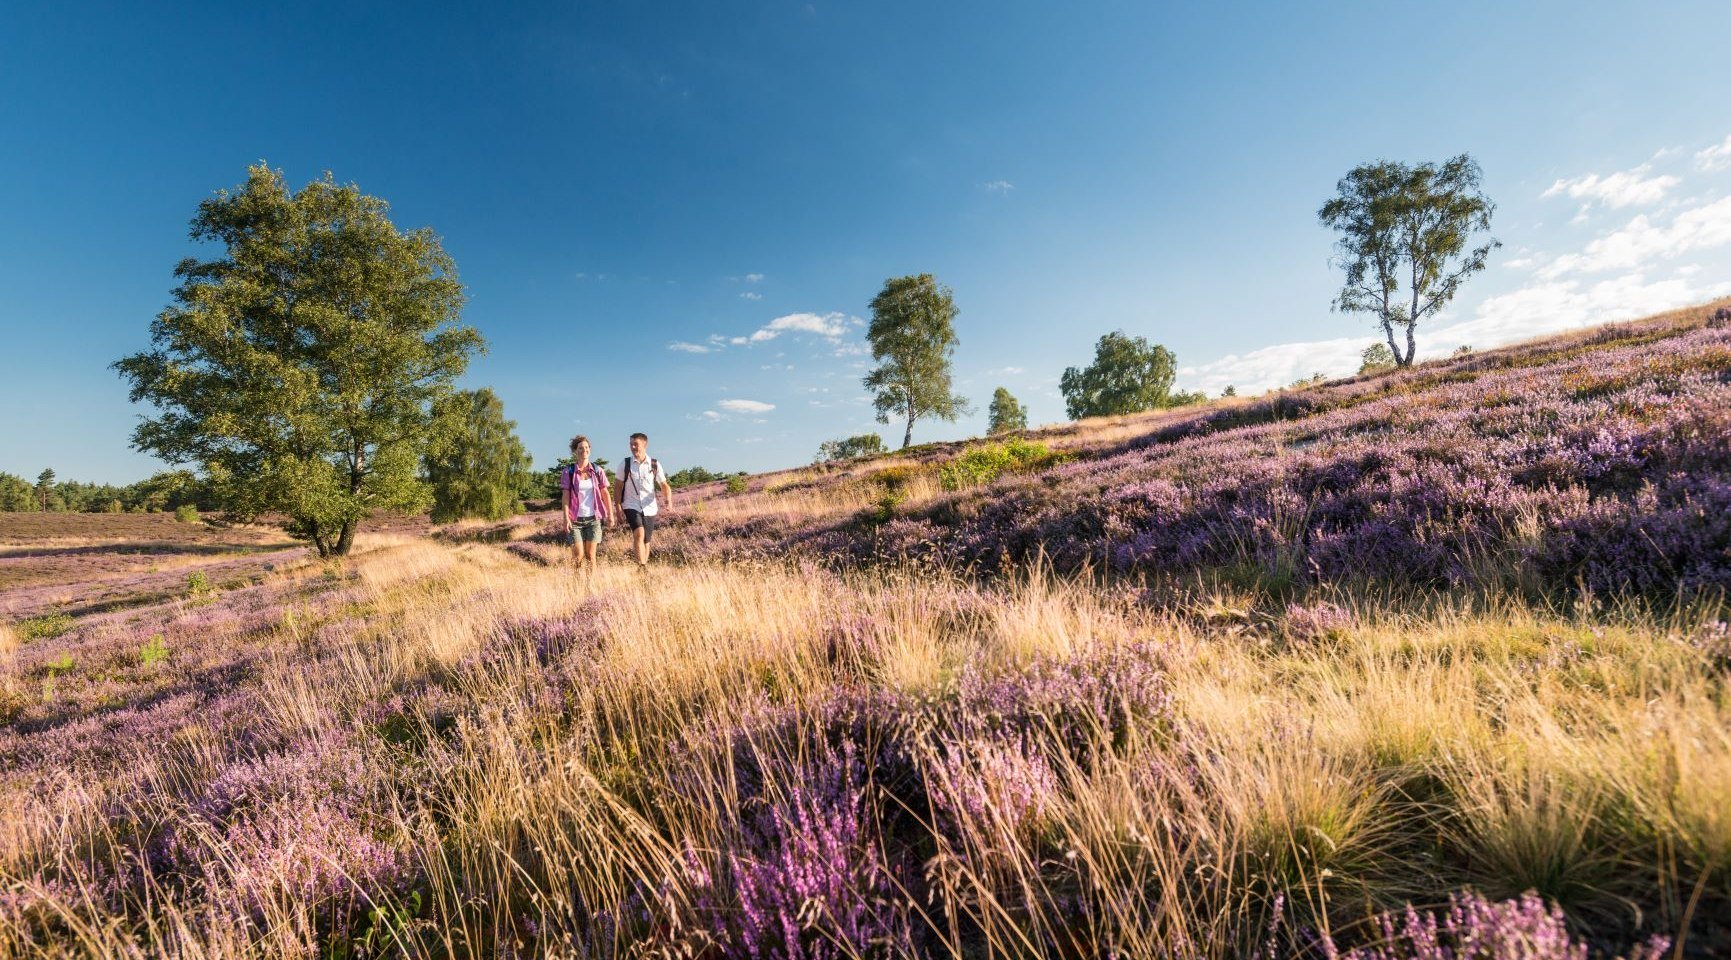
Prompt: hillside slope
<box><xmin>663</xmin><ymin>299</ymin><xmax>1731</xmax><ymax>599</ymax></box>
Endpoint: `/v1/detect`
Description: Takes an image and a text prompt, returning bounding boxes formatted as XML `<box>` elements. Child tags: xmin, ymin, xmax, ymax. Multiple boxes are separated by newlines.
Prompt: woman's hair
<box><xmin>569</xmin><ymin>435</ymin><xmax>590</xmax><ymax>452</ymax></box>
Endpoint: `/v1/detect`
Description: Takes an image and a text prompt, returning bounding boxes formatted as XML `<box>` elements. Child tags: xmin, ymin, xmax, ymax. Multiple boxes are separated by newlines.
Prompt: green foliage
<box><xmin>0</xmin><ymin>473</ymin><xmax>33</xmax><ymax>511</ymax></box>
<box><xmin>815</xmin><ymin>433</ymin><xmax>888</xmax><ymax>463</ymax></box>
<box><xmin>668</xmin><ymin>466</ymin><xmax>730</xmax><ymax>488</ymax></box>
<box><xmin>424</xmin><ymin>388</ymin><xmax>531</xmax><ymax>522</ymax></box>
<box><xmin>18</xmin><ymin>614</ymin><xmax>74</xmax><ymax>642</ymax></box>
<box><xmin>987</xmin><ymin>386</ymin><xmax>1028</xmax><ymax>435</ymax></box>
<box><xmin>113</xmin><ymin>164</ymin><xmax>482</xmax><ymax>557</ymax></box>
<box><xmin>1359</xmin><ymin>342</ymin><xmax>1398</xmax><ymax>376</ymax></box>
<box><xmin>173</xmin><ymin>504</ymin><xmax>200</xmax><ymax>523</ymax></box>
<box><xmin>938</xmin><ymin>438</ymin><xmax>1056</xmax><ymax>491</ymax></box>
<box><xmin>1060</xmin><ymin>331</ymin><xmax>1180</xmax><ymax>419</ymax></box>
<box><xmin>1320</xmin><ymin>154</ymin><xmax>1499</xmax><ymax>367</ymax></box>
<box><xmin>1166</xmin><ymin>389</ymin><xmax>1208</xmax><ymax>407</ymax></box>
<box><xmin>31</xmin><ymin>469</ymin><xmax>66</xmax><ymax>512</ymax></box>
<box><xmin>863</xmin><ymin>274</ymin><xmax>972</xmax><ymax>448</ymax></box>
<box><xmin>1221</xmin><ymin>385</ymin><xmax>1237</xmax><ymax>397</ymax></box>
<box><xmin>186</xmin><ymin>571</ymin><xmax>215</xmax><ymax>604</ymax></box>
<box><xmin>725</xmin><ymin>474</ymin><xmax>749</xmax><ymax>495</ymax></box>
<box><xmin>139</xmin><ymin>634</ymin><xmax>169</xmax><ymax>668</ymax></box>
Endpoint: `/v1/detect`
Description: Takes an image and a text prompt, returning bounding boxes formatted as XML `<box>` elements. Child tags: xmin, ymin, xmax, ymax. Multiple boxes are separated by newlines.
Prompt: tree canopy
<box><xmin>424</xmin><ymin>388</ymin><xmax>532</xmax><ymax>523</ymax></box>
<box><xmin>114</xmin><ymin>164</ymin><xmax>482</xmax><ymax>556</ymax></box>
<box><xmin>1358</xmin><ymin>342</ymin><xmax>1398</xmax><ymax>375</ymax></box>
<box><xmin>1059</xmin><ymin>331</ymin><xmax>1180</xmax><ymax>420</ymax></box>
<box><xmin>1319</xmin><ymin>154</ymin><xmax>1498</xmax><ymax>367</ymax></box>
<box><xmin>987</xmin><ymin>387</ymin><xmax>1028</xmax><ymax>435</ymax></box>
<box><xmin>815</xmin><ymin>433</ymin><xmax>888</xmax><ymax>463</ymax></box>
<box><xmin>862</xmin><ymin>274</ymin><xmax>970</xmax><ymax>448</ymax></box>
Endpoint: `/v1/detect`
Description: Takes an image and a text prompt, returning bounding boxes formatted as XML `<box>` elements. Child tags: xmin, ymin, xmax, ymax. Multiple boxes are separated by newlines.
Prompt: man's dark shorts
<box><xmin>624</xmin><ymin>509</ymin><xmax>657</xmax><ymax>542</ymax></box>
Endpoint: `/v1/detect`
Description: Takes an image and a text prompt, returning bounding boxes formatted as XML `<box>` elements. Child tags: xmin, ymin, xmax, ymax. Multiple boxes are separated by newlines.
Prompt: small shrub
<box><xmin>174</xmin><ymin>504</ymin><xmax>200</xmax><ymax>523</ymax></box>
<box><xmin>938</xmin><ymin>438</ymin><xmax>1055</xmax><ymax>491</ymax></box>
<box><xmin>725</xmin><ymin>474</ymin><xmax>749</xmax><ymax>495</ymax></box>
<box><xmin>1708</xmin><ymin>306</ymin><xmax>1731</xmax><ymax>329</ymax></box>
<box><xmin>18</xmin><ymin>614</ymin><xmax>74</xmax><ymax>642</ymax></box>
<box><xmin>187</xmin><ymin>571</ymin><xmax>215</xmax><ymax>603</ymax></box>
<box><xmin>139</xmin><ymin>634</ymin><xmax>169</xmax><ymax>668</ymax></box>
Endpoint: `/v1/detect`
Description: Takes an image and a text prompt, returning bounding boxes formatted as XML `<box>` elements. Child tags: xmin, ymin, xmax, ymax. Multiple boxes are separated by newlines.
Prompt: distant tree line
<box><xmin>0</xmin><ymin>468</ymin><xmax>208</xmax><ymax>514</ymax></box>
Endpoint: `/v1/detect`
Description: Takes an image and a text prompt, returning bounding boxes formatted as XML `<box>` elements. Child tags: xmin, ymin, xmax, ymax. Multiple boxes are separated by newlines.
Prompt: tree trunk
<box><xmin>310</xmin><ymin>524</ymin><xmax>333</xmax><ymax>558</ymax></box>
<box><xmin>902</xmin><ymin>415</ymin><xmax>915</xmax><ymax>449</ymax></box>
<box><xmin>1403</xmin><ymin>322</ymin><xmax>1417</xmax><ymax>367</ymax></box>
<box><xmin>334</xmin><ymin>520</ymin><xmax>357</xmax><ymax>556</ymax></box>
<box><xmin>1383</xmin><ymin>321</ymin><xmax>1408</xmax><ymax>369</ymax></box>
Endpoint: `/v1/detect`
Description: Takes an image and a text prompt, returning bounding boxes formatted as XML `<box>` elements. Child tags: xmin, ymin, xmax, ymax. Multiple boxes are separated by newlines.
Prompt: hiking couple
<box><xmin>557</xmin><ymin>432</ymin><xmax>673</xmax><ymax>575</ymax></box>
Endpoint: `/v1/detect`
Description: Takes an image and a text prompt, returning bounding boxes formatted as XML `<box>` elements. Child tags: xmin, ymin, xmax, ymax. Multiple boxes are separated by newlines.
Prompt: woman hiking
<box><xmin>559</xmin><ymin>435</ymin><xmax>613</xmax><ymax>577</ymax></box>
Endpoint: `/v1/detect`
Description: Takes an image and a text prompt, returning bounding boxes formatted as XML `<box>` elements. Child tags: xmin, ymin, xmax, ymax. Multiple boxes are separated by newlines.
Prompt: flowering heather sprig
<box><xmin>1282</xmin><ymin>601</ymin><xmax>1356</xmax><ymax>645</ymax></box>
<box><xmin>709</xmin><ymin>741</ymin><xmax>915</xmax><ymax>959</ymax></box>
<box><xmin>1686</xmin><ymin>619</ymin><xmax>1731</xmax><ymax>670</ymax></box>
<box><xmin>956</xmin><ymin>642</ymin><xmax>1174</xmax><ymax>763</ymax></box>
<box><xmin>926</xmin><ymin>733</ymin><xmax>1060</xmax><ymax>841</ymax></box>
<box><xmin>1326</xmin><ymin>890</ymin><xmax>1671</xmax><ymax>960</ymax></box>
<box><xmin>159</xmin><ymin>737</ymin><xmax>414</xmax><ymax>924</ymax></box>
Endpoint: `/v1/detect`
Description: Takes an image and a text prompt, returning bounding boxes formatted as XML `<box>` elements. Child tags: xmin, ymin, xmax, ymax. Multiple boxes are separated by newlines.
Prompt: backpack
<box><xmin>626</xmin><ymin>457</ymin><xmax>662</xmax><ymax>501</ymax></box>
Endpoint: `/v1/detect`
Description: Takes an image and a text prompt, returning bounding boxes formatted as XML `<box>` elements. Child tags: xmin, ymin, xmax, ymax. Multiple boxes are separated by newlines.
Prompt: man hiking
<box><xmin>558</xmin><ymin>435</ymin><xmax>613</xmax><ymax>577</ymax></box>
<box><xmin>616</xmin><ymin>432</ymin><xmax>672</xmax><ymax>569</ymax></box>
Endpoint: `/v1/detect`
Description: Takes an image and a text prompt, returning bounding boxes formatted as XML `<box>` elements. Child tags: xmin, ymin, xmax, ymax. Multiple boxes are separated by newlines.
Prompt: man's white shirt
<box><xmin>619</xmin><ymin>457</ymin><xmax>666</xmax><ymax>515</ymax></box>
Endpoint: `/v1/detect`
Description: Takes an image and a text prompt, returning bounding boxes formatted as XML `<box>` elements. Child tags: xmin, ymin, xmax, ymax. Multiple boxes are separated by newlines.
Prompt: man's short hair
<box><xmin>630</xmin><ymin>432</ymin><xmax>649</xmax><ymax>443</ymax></box>
<box><xmin>569</xmin><ymin>435</ymin><xmax>589</xmax><ymax>451</ymax></box>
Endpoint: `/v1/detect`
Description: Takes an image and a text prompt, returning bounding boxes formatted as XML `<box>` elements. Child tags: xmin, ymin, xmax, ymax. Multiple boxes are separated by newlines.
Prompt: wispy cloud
<box><xmin>987</xmin><ymin>366</ymin><xmax>1025</xmax><ymax>376</ymax></box>
<box><xmin>746</xmin><ymin>312</ymin><xmax>850</xmax><ymax>343</ymax></box>
<box><xmin>740</xmin><ymin>291</ymin><xmax>762</xmax><ymax>300</ymax></box>
<box><xmin>1538</xmin><ymin>195</ymin><xmax>1731</xmax><ymax>279</ymax></box>
<box><xmin>744</xmin><ymin>272</ymin><xmax>765</xmax><ymax>283</ymax></box>
<box><xmin>1543</xmin><ymin>162</ymin><xmax>1678</xmax><ymax>210</ymax></box>
<box><xmin>1696</xmin><ymin>133</ymin><xmax>1731</xmax><ymax>172</ymax></box>
<box><xmin>718</xmin><ymin>398</ymin><xmax>775</xmax><ymax>414</ymax></box>
<box><xmin>982</xmin><ymin>180</ymin><xmax>1015</xmax><ymax>194</ymax></box>
<box><xmin>667</xmin><ymin>341</ymin><xmax>712</xmax><ymax>354</ymax></box>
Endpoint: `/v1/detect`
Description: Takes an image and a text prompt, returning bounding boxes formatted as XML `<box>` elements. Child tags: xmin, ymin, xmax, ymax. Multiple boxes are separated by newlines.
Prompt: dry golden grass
<box><xmin>4</xmin><ymin>527</ymin><xmax>1727</xmax><ymax>957</ymax></box>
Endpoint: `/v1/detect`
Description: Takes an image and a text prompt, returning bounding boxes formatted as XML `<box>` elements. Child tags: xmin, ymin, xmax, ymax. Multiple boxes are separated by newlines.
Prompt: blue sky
<box><xmin>4</xmin><ymin>1</ymin><xmax>1731</xmax><ymax>482</ymax></box>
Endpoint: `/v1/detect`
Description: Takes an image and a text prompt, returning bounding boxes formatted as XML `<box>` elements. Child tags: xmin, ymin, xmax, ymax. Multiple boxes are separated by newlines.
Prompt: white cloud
<box><xmin>1539</xmin><ymin>195</ymin><xmax>1731</xmax><ymax>278</ymax></box>
<box><xmin>745</xmin><ymin>312</ymin><xmax>850</xmax><ymax>343</ymax></box>
<box><xmin>667</xmin><ymin>341</ymin><xmax>712</xmax><ymax>353</ymax></box>
<box><xmin>982</xmin><ymin>180</ymin><xmax>1015</xmax><ymax>193</ymax></box>
<box><xmin>740</xmin><ymin>291</ymin><xmax>762</xmax><ymax>300</ymax></box>
<box><xmin>1184</xmin><ymin>271</ymin><xmax>1731</xmax><ymax>397</ymax></box>
<box><xmin>718</xmin><ymin>398</ymin><xmax>775</xmax><ymax>414</ymax></box>
<box><xmin>1182</xmin><ymin>336</ymin><xmax>1367</xmax><ymax>397</ymax></box>
<box><xmin>744</xmin><ymin>273</ymin><xmax>765</xmax><ymax>283</ymax></box>
<box><xmin>699</xmin><ymin>410</ymin><xmax>722</xmax><ymax>422</ymax></box>
<box><xmin>987</xmin><ymin>366</ymin><xmax>1025</xmax><ymax>375</ymax></box>
<box><xmin>1428</xmin><ymin>273</ymin><xmax>1731</xmax><ymax>352</ymax></box>
<box><xmin>729</xmin><ymin>336</ymin><xmax>749</xmax><ymax>346</ymax></box>
<box><xmin>1696</xmin><ymin>134</ymin><xmax>1731</xmax><ymax>172</ymax></box>
<box><xmin>1543</xmin><ymin>162</ymin><xmax>1679</xmax><ymax>210</ymax></box>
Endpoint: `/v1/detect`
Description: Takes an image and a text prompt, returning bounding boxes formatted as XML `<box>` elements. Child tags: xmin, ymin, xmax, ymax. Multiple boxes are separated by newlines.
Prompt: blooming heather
<box><xmin>1326</xmin><ymin>890</ymin><xmax>1671</xmax><ymax>960</ymax></box>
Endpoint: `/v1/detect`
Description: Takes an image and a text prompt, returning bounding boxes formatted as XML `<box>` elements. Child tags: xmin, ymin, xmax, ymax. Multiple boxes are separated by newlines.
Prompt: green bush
<box><xmin>938</xmin><ymin>438</ymin><xmax>1058</xmax><ymax>491</ymax></box>
<box><xmin>18</xmin><ymin>614</ymin><xmax>74</xmax><ymax>642</ymax></box>
<box><xmin>725</xmin><ymin>474</ymin><xmax>749</xmax><ymax>495</ymax></box>
<box><xmin>173</xmin><ymin>504</ymin><xmax>200</xmax><ymax>523</ymax></box>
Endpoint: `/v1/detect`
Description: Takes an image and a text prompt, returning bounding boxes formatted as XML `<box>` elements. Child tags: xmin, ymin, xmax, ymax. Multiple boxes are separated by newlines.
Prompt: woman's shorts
<box><xmin>564</xmin><ymin>517</ymin><xmax>603</xmax><ymax>545</ymax></box>
<box><xmin>624</xmin><ymin>509</ymin><xmax>657</xmax><ymax>541</ymax></box>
